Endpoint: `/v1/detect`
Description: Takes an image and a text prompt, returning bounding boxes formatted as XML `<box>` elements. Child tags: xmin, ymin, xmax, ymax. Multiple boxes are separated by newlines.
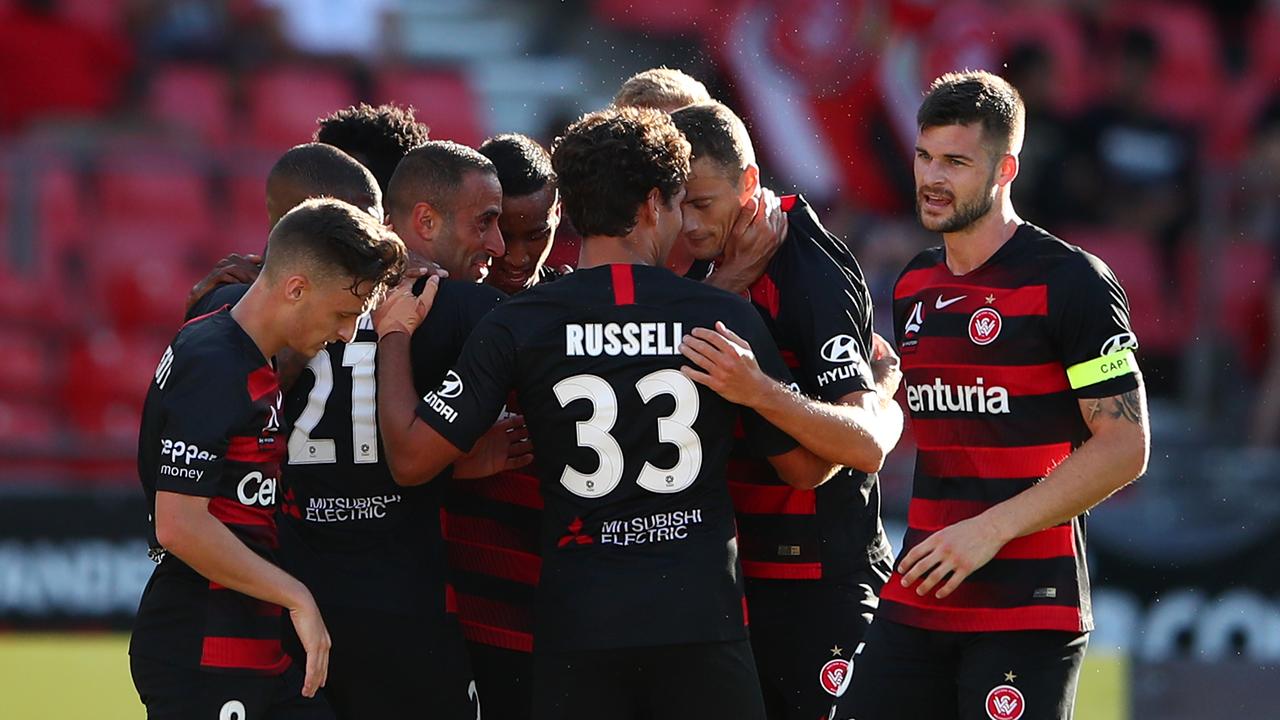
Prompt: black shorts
<box><xmin>284</xmin><ymin>605</ymin><xmax>477</xmax><ymax>720</ymax></box>
<box><xmin>469</xmin><ymin>641</ymin><xmax>534</xmax><ymax>720</ymax></box>
<box><xmin>131</xmin><ymin>655</ymin><xmax>334</xmax><ymax>720</ymax></box>
<box><xmin>745</xmin><ymin>558</ymin><xmax>891</xmax><ymax>720</ymax></box>
<box><xmin>839</xmin><ymin>618</ymin><xmax>1088</xmax><ymax>720</ymax></box>
<box><xmin>533</xmin><ymin>639</ymin><xmax>765</xmax><ymax>720</ymax></box>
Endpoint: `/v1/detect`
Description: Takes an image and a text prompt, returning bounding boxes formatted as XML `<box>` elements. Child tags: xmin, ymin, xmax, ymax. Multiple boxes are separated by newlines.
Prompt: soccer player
<box><xmin>130</xmin><ymin>198</ymin><xmax>406</xmax><ymax>720</ymax></box>
<box><xmin>669</xmin><ymin>101</ymin><xmax>904</xmax><ymax>720</ymax></box>
<box><xmin>314</xmin><ymin>102</ymin><xmax>432</xmax><ymax>194</ymax></box>
<box><xmin>842</xmin><ymin>71</ymin><xmax>1150</xmax><ymax>720</ymax></box>
<box><xmin>445</xmin><ymin>133</ymin><xmax>563</xmax><ymax>720</ymax></box>
<box><xmin>276</xmin><ymin>140</ymin><xmax>516</xmax><ymax>720</ymax></box>
<box><xmin>185</xmin><ymin>142</ymin><xmax>386</xmax><ymax>320</ymax></box>
<box><xmin>375</xmin><ymin>106</ymin><xmax>837</xmax><ymax>720</ymax></box>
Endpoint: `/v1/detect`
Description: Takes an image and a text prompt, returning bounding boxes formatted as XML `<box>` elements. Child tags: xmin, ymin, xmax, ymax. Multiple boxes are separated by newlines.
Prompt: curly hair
<box><xmin>314</xmin><ymin>103</ymin><xmax>431</xmax><ymax>194</ymax></box>
<box><xmin>478</xmin><ymin>133</ymin><xmax>555</xmax><ymax>198</ymax></box>
<box><xmin>551</xmin><ymin>107</ymin><xmax>690</xmax><ymax>238</ymax></box>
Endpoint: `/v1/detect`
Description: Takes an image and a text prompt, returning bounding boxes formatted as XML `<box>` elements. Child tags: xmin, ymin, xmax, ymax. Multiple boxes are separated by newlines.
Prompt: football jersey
<box><xmin>277</xmin><ymin>279</ymin><xmax>504</xmax><ymax>616</ymax></box>
<box><xmin>881</xmin><ymin>223</ymin><xmax>1141</xmax><ymax>633</ymax></box>
<box><xmin>186</xmin><ymin>282</ymin><xmax>251</xmax><ymax>321</ymax></box>
<box><xmin>418</xmin><ymin>264</ymin><xmax>799</xmax><ymax>652</ymax></box>
<box><xmin>731</xmin><ymin>194</ymin><xmax>892</xmax><ymax>583</ymax></box>
<box><xmin>445</xmin><ymin>267</ymin><xmax>568</xmax><ymax>654</ymax></box>
<box><xmin>131</xmin><ymin>309</ymin><xmax>290</xmax><ymax>675</ymax></box>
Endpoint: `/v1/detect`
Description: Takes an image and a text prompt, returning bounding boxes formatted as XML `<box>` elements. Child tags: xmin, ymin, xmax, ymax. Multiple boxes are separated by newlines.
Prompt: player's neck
<box><xmin>941</xmin><ymin>198</ymin><xmax>1022</xmax><ymax>276</ymax></box>
<box><xmin>230</xmin><ymin>282</ymin><xmax>284</xmax><ymax>361</ymax></box>
<box><xmin>578</xmin><ymin>233</ymin><xmax>661</xmax><ymax>269</ymax></box>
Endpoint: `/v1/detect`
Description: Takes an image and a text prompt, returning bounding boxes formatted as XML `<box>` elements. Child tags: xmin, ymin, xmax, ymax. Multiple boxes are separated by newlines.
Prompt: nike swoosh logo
<box><xmin>935</xmin><ymin>295</ymin><xmax>967</xmax><ymax>309</ymax></box>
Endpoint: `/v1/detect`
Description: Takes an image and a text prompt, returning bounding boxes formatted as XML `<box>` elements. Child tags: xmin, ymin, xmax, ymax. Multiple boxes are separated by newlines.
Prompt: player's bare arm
<box><xmin>680</xmin><ymin>322</ymin><xmax>905</xmax><ymax>472</ymax></box>
<box><xmin>897</xmin><ymin>380</ymin><xmax>1150</xmax><ymax>600</ymax></box>
<box><xmin>452</xmin><ymin>413</ymin><xmax>534</xmax><ymax>479</ymax></box>
<box><xmin>184</xmin><ymin>253</ymin><xmax>263</xmax><ymax>316</ymax></box>
<box><xmin>154</xmin><ymin>491</ymin><xmax>330</xmax><ymax>697</ymax></box>
<box><xmin>703</xmin><ymin>188</ymin><xmax>788</xmax><ymax>294</ymax></box>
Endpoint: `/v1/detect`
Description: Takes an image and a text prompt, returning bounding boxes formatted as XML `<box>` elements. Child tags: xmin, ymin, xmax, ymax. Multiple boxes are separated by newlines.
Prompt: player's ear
<box><xmin>642</xmin><ymin>187</ymin><xmax>663</xmax><ymax>227</ymax></box>
<box><xmin>996</xmin><ymin>153</ymin><xmax>1019</xmax><ymax>188</ymax></box>
<box><xmin>413</xmin><ymin>201</ymin><xmax>442</xmax><ymax>240</ymax></box>
<box><xmin>738</xmin><ymin>163</ymin><xmax>760</xmax><ymax>202</ymax></box>
<box><xmin>283</xmin><ymin>274</ymin><xmax>308</xmax><ymax>302</ymax></box>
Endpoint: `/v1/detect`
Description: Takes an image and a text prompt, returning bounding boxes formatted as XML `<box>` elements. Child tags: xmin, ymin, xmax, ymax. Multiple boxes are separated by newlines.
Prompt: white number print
<box><xmin>468</xmin><ymin>679</ymin><xmax>482</xmax><ymax>720</ymax></box>
<box><xmin>554</xmin><ymin>371</ymin><xmax>702</xmax><ymax>498</ymax></box>
<box><xmin>289</xmin><ymin>319</ymin><xmax>378</xmax><ymax>465</ymax></box>
<box><xmin>219</xmin><ymin>699</ymin><xmax>246</xmax><ymax>720</ymax></box>
<box><xmin>554</xmin><ymin>375</ymin><xmax>624</xmax><ymax>498</ymax></box>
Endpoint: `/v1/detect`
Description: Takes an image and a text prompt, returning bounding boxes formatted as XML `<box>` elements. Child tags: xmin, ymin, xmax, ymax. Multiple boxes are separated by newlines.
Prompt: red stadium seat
<box><xmin>223</xmin><ymin>171</ymin><xmax>271</xmax><ymax>255</ymax></box>
<box><xmin>95</xmin><ymin>151</ymin><xmax>213</xmax><ymax>262</ymax></box>
<box><xmin>1249</xmin><ymin>5</ymin><xmax>1280</xmax><ymax>81</ymax></box>
<box><xmin>0</xmin><ymin>325</ymin><xmax>55</xmax><ymax>399</ymax></box>
<box><xmin>1179</xmin><ymin>240</ymin><xmax>1275</xmax><ymax>373</ymax></box>
<box><xmin>63</xmin><ymin>328</ymin><xmax>166</xmax><ymax>440</ymax></box>
<box><xmin>0</xmin><ymin>396</ymin><xmax>58</xmax><ymax>449</ymax></box>
<box><xmin>1108</xmin><ymin>2</ymin><xmax>1224</xmax><ymax>126</ymax></box>
<box><xmin>58</xmin><ymin>0</ymin><xmax>127</xmax><ymax>35</ymax></box>
<box><xmin>996</xmin><ymin>5</ymin><xmax>1093</xmax><ymax>113</ymax></box>
<box><xmin>246</xmin><ymin>66</ymin><xmax>356</xmax><ymax>152</ymax></box>
<box><xmin>373</xmin><ymin>67</ymin><xmax>485</xmax><ymax>146</ymax></box>
<box><xmin>146</xmin><ymin>64</ymin><xmax>234</xmax><ymax>146</ymax></box>
<box><xmin>1063</xmin><ymin>229</ymin><xmax>1186</xmax><ymax>353</ymax></box>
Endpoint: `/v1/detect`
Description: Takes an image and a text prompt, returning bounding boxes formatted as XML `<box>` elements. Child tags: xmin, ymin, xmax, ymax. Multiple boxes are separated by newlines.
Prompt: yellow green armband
<box><xmin>1066</xmin><ymin>349</ymin><xmax>1138</xmax><ymax>390</ymax></box>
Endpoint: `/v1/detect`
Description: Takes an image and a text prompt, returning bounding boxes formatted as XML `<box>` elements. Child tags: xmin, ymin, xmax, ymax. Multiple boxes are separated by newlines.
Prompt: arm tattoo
<box><xmin>1087</xmin><ymin>389</ymin><xmax>1144</xmax><ymax>425</ymax></box>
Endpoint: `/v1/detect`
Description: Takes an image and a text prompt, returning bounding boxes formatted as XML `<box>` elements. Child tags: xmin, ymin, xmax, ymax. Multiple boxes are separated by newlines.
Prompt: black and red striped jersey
<box><xmin>131</xmin><ymin>308</ymin><xmax>290</xmax><ymax>675</ymax></box>
<box><xmin>276</xmin><ymin>279</ymin><xmax>504</xmax><ymax>617</ymax></box>
<box><xmin>444</xmin><ymin>267</ymin><xmax>567</xmax><ymax>654</ymax></box>
<box><xmin>731</xmin><ymin>194</ymin><xmax>892</xmax><ymax>583</ymax></box>
<box><xmin>418</xmin><ymin>264</ymin><xmax>799</xmax><ymax>652</ymax></box>
<box><xmin>882</xmin><ymin>223</ymin><xmax>1141</xmax><ymax>633</ymax></box>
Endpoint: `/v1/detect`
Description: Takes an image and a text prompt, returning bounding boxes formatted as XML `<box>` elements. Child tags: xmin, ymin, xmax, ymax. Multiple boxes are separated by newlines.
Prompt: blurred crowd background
<box><xmin>1</xmin><ymin>0</ymin><xmax>1278</xmax><ymax>716</ymax></box>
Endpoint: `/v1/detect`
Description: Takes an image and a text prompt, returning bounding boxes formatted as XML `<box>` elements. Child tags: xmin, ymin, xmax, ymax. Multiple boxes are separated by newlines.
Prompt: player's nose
<box><xmin>486</xmin><ymin>227</ymin><xmax>506</xmax><ymax>259</ymax></box>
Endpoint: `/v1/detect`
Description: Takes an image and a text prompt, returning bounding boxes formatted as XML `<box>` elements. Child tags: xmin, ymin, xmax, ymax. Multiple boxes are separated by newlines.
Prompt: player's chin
<box><xmin>917</xmin><ymin>209</ymin><xmax>954</xmax><ymax>232</ymax></box>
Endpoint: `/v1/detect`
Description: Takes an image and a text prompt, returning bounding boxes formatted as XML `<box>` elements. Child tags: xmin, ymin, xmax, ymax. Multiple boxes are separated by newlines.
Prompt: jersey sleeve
<box><xmin>1047</xmin><ymin>252</ymin><xmax>1142</xmax><ymax>399</ymax></box>
<box><xmin>731</xmin><ymin>305</ymin><xmax>801</xmax><ymax>459</ymax></box>
<box><xmin>415</xmin><ymin>310</ymin><xmax>517</xmax><ymax>453</ymax></box>
<box><xmin>783</xmin><ymin>247</ymin><xmax>876</xmax><ymax>402</ymax></box>
<box><xmin>153</xmin><ymin>349</ymin><xmax>251</xmax><ymax>496</ymax></box>
<box><xmin>409</xmin><ymin>281</ymin><xmax>505</xmax><ymax>395</ymax></box>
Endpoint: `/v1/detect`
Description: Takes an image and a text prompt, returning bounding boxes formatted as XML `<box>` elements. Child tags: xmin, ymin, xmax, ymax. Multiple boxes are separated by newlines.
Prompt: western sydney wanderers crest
<box><xmin>819</xmin><ymin>658</ymin><xmax>850</xmax><ymax>696</ymax></box>
<box><xmin>969</xmin><ymin>307</ymin><xmax>1002</xmax><ymax>346</ymax></box>
<box><xmin>985</xmin><ymin>684</ymin><xmax>1025</xmax><ymax>720</ymax></box>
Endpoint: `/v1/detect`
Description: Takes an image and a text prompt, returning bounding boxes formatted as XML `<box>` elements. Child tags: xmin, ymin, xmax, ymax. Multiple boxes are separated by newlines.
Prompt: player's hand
<box><xmin>870</xmin><ymin>333</ymin><xmax>902</xmax><ymax>400</ymax></box>
<box><xmin>705</xmin><ymin>189</ymin><xmax>787</xmax><ymax>294</ymax></box>
<box><xmin>373</xmin><ymin>273</ymin><xmax>438</xmax><ymax>339</ymax></box>
<box><xmin>896</xmin><ymin>515</ymin><xmax>1010</xmax><ymax>600</ymax></box>
<box><xmin>454</xmin><ymin>414</ymin><xmax>534</xmax><ymax>479</ymax></box>
<box><xmin>679</xmin><ymin>321</ymin><xmax>770</xmax><ymax>405</ymax></box>
<box><xmin>185</xmin><ymin>253</ymin><xmax>262</xmax><ymax>315</ymax></box>
<box><xmin>287</xmin><ymin>595</ymin><xmax>331</xmax><ymax>698</ymax></box>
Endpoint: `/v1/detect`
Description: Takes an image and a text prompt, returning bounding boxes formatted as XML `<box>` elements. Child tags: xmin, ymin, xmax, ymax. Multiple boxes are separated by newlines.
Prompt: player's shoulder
<box><xmin>164</xmin><ymin>311</ymin><xmax>255</xmax><ymax>387</ymax></box>
<box><xmin>896</xmin><ymin>245</ymin><xmax>946</xmax><ymax>285</ymax></box>
<box><xmin>436</xmin><ymin>277</ymin><xmax>507</xmax><ymax>311</ymax></box>
<box><xmin>1017</xmin><ymin>223</ymin><xmax>1118</xmax><ymax>284</ymax></box>
<box><xmin>186</xmin><ymin>281</ymin><xmax>250</xmax><ymax>322</ymax></box>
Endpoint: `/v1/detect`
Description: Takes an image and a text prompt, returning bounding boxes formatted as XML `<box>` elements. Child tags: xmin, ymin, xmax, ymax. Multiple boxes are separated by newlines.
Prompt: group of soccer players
<box><xmin>131</xmin><ymin>66</ymin><xmax>1151</xmax><ymax>720</ymax></box>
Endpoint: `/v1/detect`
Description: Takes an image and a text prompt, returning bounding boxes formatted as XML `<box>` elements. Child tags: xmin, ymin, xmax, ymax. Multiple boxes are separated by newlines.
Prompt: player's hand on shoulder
<box><xmin>373</xmin><ymin>270</ymin><xmax>439</xmax><ymax>339</ymax></box>
<box><xmin>870</xmin><ymin>333</ymin><xmax>902</xmax><ymax>399</ymax></box>
<box><xmin>679</xmin><ymin>321</ymin><xmax>769</xmax><ymax>405</ymax></box>
<box><xmin>454</xmin><ymin>414</ymin><xmax>534</xmax><ymax>479</ymax></box>
<box><xmin>185</xmin><ymin>253</ymin><xmax>262</xmax><ymax>315</ymax></box>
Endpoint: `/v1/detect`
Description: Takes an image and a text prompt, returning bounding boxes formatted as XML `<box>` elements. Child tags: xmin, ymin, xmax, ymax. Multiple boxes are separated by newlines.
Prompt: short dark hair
<box><xmin>314</xmin><ymin>103</ymin><xmax>431</xmax><ymax>194</ymax></box>
<box><xmin>265</xmin><ymin>198</ymin><xmax>406</xmax><ymax>295</ymax></box>
<box><xmin>670</xmin><ymin>101</ymin><xmax>756</xmax><ymax>179</ymax></box>
<box><xmin>268</xmin><ymin>142</ymin><xmax>381</xmax><ymax>213</ymax></box>
<box><xmin>478</xmin><ymin>133</ymin><xmax>556</xmax><ymax>198</ymax></box>
<box><xmin>551</xmin><ymin>107</ymin><xmax>690</xmax><ymax>238</ymax></box>
<box><xmin>386</xmin><ymin>140</ymin><xmax>496</xmax><ymax>221</ymax></box>
<box><xmin>614</xmin><ymin>67</ymin><xmax>712</xmax><ymax>111</ymax></box>
<box><xmin>917</xmin><ymin>71</ymin><xmax>1025</xmax><ymax>156</ymax></box>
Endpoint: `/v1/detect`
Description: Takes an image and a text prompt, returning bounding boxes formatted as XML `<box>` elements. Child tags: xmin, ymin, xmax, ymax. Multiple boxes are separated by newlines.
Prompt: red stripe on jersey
<box><xmin>900</xmin><ymin>362</ymin><xmax>1069</xmax><ymax>396</ymax></box>
<box><xmin>448</xmin><ymin>539</ymin><xmax>542</xmax><ymax>585</ymax></box>
<box><xmin>461</xmin><ymin>620</ymin><xmax>534</xmax><ymax>653</ymax></box>
<box><xmin>780</xmin><ymin>350</ymin><xmax>801</xmax><ymax>368</ymax></box>
<box><xmin>906</xmin><ymin>498</ymin><xmax>990</xmax><ymax>530</ymax></box>
<box><xmin>225</xmin><ymin>436</ymin><xmax>284</xmax><ymax>464</ymax></box>
<box><xmin>729</xmin><ymin>481</ymin><xmax>816</xmax><ymax>515</ymax></box>
<box><xmin>907</xmin><ymin>285</ymin><xmax>1049</xmax><ymax>317</ymax></box>
<box><xmin>182</xmin><ymin>306</ymin><xmax>227</xmax><ymax>329</ymax></box>
<box><xmin>199</xmin><ymin>637</ymin><xmax>291</xmax><ymax>673</ymax></box>
<box><xmin>246</xmin><ymin>365</ymin><xmax>279</xmax><ymax>402</ymax></box>
<box><xmin>912</xmin><ymin>418</ymin><xmax>1053</xmax><ymax>449</ymax></box>
<box><xmin>878</xmin><ymin>585</ymin><xmax>1083</xmax><ymax>632</ymax></box>
<box><xmin>460</xmin><ymin>470</ymin><xmax>543</xmax><ymax>509</ymax></box>
<box><xmin>742</xmin><ymin>596</ymin><xmax>750</xmax><ymax>626</ymax></box>
<box><xmin>748</xmin><ymin>273</ymin><xmax>782</xmax><ymax>318</ymax></box>
<box><xmin>209</xmin><ymin>497</ymin><xmax>276</xmax><ymax>529</ymax></box>
<box><xmin>996</xmin><ymin>525</ymin><xmax>1076</xmax><ymax>560</ymax></box>
<box><xmin>917</xmin><ymin>443</ymin><xmax>1071</xmax><ymax>480</ymax></box>
<box><xmin>446</xmin><ymin>514</ymin><xmax>538</xmax><ymax>552</ymax></box>
<box><xmin>779</xmin><ymin>194</ymin><xmax>797</xmax><ymax>212</ymax></box>
<box><xmin>611</xmin><ymin>264</ymin><xmax>635</xmax><ymax>305</ymax></box>
<box><xmin>445</xmin><ymin>583</ymin><xmax>458</xmax><ymax>614</ymax></box>
<box><xmin>726</xmin><ymin>457</ymin><xmax>780</xmax><ymax>485</ymax></box>
<box><xmin>894</xmin><ymin>263</ymin><xmax>950</xmax><ymax>300</ymax></box>
<box><xmin>742</xmin><ymin>560</ymin><xmax>823</xmax><ymax>580</ymax></box>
